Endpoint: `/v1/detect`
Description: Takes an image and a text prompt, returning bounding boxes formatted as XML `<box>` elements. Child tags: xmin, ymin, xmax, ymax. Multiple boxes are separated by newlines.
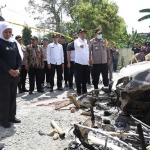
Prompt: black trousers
<box><xmin>113</xmin><ymin>60</ymin><xmax>118</xmax><ymax>72</ymax></box>
<box><xmin>18</xmin><ymin>65</ymin><xmax>27</xmax><ymax>90</ymax></box>
<box><xmin>28</xmin><ymin>68</ymin><xmax>42</xmax><ymax>91</ymax></box>
<box><xmin>92</xmin><ymin>63</ymin><xmax>108</xmax><ymax>88</ymax></box>
<box><xmin>50</xmin><ymin>64</ymin><xmax>62</xmax><ymax>88</ymax></box>
<box><xmin>75</xmin><ymin>63</ymin><xmax>88</xmax><ymax>94</ymax></box>
<box><xmin>0</xmin><ymin>83</ymin><xmax>17</xmax><ymax>122</ymax></box>
<box><xmin>69</xmin><ymin>61</ymin><xmax>75</xmax><ymax>87</ymax></box>
<box><xmin>64</xmin><ymin>63</ymin><xmax>69</xmax><ymax>84</ymax></box>
<box><xmin>87</xmin><ymin>66</ymin><xmax>91</xmax><ymax>83</ymax></box>
<box><xmin>41</xmin><ymin>61</ymin><xmax>50</xmax><ymax>84</ymax></box>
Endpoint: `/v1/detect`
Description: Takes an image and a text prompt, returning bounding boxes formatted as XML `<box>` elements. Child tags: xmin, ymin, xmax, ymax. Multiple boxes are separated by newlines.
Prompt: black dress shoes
<box><xmin>50</xmin><ymin>87</ymin><xmax>53</xmax><ymax>92</ymax></box>
<box><xmin>22</xmin><ymin>89</ymin><xmax>29</xmax><ymax>92</ymax></box>
<box><xmin>29</xmin><ymin>91</ymin><xmax>33</xmax><ymax>94</ymax></box>
<box><xmin>37</xmin><ymin>89</ymin><xmax>44</xmax><ymax>93</ymax></box>
<box><xmin>69</xmin><ymin>87</ymin><xmax>74</xmax><ymax>90</ymax></box>
<box><xmin>1</xmin><ymin>121</ymin><xmax>11</xmax><ymax>128</ymax></box>
<box><xmin>65</xmin><ymin>84</ymin><xmax>69</xmax><ymax>87</ymax></box>
<box><xmin>57</xmin><ymin>87</ymin><xmax>63</xmax><ymax>91</ymax></box>
<box><xmin>77</xmin><ymin>93</ymin><xmax>81</xmax><ymax>96</ymax></box>
<box><xmin>9</xmin><ymin>118</ymin><xmax>21</xmax><ymax>123</ymax></box>
<box><xmin>19</xmin><ymin>90</ymin><xmax>23</xmax><ymax>93</ymax></box>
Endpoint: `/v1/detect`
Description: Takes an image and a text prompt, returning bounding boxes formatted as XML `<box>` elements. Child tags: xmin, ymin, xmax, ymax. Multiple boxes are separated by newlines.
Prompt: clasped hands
<box><xmin>9</xmin><ymin>69</ymin><xmax>20</xmax><ymax>77</ymax></box>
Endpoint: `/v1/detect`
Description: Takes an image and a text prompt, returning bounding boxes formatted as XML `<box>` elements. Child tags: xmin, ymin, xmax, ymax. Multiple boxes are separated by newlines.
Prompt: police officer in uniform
<box><xmin>89</xmin><ymin>28</ymin><xmax>110</xmax><ymax>89</ymax></box>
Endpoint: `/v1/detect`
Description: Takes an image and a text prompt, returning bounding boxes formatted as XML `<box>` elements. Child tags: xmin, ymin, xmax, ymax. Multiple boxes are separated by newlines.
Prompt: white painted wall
<box><xmin>118</xmin><ymin>48</ymin><xmax>133</xmax><ymax>67</ymax></box>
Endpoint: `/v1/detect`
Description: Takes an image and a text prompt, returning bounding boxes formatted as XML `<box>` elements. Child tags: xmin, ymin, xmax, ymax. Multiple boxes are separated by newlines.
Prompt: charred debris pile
<box><xmin>62</xmin><ymin>72</ymin><xmax>150</xmax><ymax>149</ymax></box>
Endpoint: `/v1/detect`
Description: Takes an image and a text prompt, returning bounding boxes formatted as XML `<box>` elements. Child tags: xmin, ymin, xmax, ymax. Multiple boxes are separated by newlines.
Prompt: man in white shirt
<box><xmin>41</xmin><ymin>37</ymin><xmax>50</xmax><ymax>88</ymax></box>
<box><xmin>47</xmin><ymin>34</ymin><xmax>64</xmax><ymax>92</ymax></box>
<box><xmin>74</xmin><ymin>29</ymin><xmax>89</xmax><ymax>95</ymax></box>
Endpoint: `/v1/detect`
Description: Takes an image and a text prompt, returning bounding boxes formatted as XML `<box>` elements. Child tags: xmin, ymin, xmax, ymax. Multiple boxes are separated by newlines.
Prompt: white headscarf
<box><xmin>0</xmin><ymin>22</ymin><xmax>23</xmax><ymax>60</ymax></box>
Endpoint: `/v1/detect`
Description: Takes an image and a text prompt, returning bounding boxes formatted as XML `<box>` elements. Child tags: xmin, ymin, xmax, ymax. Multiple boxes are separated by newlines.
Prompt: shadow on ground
<box><xmin>0</xmin><ymin>125</ymin><xmax>16</xmax><ymax>141</ymax></box>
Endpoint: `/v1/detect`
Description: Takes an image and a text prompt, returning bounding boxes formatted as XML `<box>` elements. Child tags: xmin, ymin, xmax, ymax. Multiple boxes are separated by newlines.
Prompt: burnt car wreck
<box><xmin>64</xmin><ymin>62</ymin><xmax>150</xmax><ymax>150</ymax></box>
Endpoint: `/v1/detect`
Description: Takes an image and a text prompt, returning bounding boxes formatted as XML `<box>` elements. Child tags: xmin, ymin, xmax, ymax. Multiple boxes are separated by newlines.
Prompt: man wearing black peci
<box><xmin>47</xmin><ymin>34</ymin><xmax>64</xmax><ymax>92</ymax></box>
<box><xmin>60</xmin><ymin>35</ymin><xmax>69</xmax><ymax>87</ymax></box>
<box><xmin>67</xmin><ymin>33</ymin><xmax>78</xmax><ymax>90</ymax></box>
<box><xmin>74</xmin><ymin>29</ymin><xmax>89</xmax><ymax>95</ymax></box>
<box><xmin>15</xmin><ymin>35</ymin><xmax>28</xmax><ymax>93</ymax></box>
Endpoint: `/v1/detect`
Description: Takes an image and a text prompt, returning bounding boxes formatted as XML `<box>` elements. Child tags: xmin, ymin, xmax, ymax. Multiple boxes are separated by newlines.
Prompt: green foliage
<box><xmin>119</xmin><ymin>28</ymin><xmax>150</xmax><ymax>48</ymax></box>
<box><xmin>138</xmin><ymin>8</ymin><xmax>150</xmax><ymax>21</ymax></box>
<box><xmin>26</xmin><ymin>0</ymin><xmax>66</xmax><ymax>31</ymax></box>
<box><xmin>26</xmin><ymin>0</ymin><xmax>150</xmax><ymax>48</ymax></box>
<box><xmin>65</xmin><ymin>0</ymin><xmax>126</xmax><ymax>44</ymax></box>
<box><xmin>22</xmin><ymin>26</ymin><xmax>32</xmax><ymax>46</ymax></box>
<box><xmin>26</xmin><ymin>0</ymin><xmax>126</xmax><ymax>43</ymax></box>
<box><xmin>121</xmin><ymin>56</ymin><xmax>124</xmax><ymax>67</ymax></box>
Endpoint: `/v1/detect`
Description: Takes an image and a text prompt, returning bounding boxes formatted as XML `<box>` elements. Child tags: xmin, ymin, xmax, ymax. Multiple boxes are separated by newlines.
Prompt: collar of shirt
<box><xmin>32</xmin><ymin>44</ymin><xmax>38</xmax><ymax>48</ymax></box>
<box><xmin>79</xmin><ymin>37</ymin><xmax>86</xmax><ymax>42</ymax></box>
<box><xmin>53</xmin><ymin>42</ymin><xmax>58</xmax><ymax>45</ymax></box>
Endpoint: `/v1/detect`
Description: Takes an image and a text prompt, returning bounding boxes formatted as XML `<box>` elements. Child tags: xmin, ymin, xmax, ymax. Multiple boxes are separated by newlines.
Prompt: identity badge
<box><xmin>6</xmin><ymin>47</ymin><xmax>9</xmax><ymax>50</ymax></box>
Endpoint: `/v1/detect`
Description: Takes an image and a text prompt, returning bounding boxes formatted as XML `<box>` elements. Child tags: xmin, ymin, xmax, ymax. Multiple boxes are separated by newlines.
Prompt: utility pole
<box><xmin>0</xmin><ymin>4</ymin><xmax>6</xmax><ymax>21</ymax></box>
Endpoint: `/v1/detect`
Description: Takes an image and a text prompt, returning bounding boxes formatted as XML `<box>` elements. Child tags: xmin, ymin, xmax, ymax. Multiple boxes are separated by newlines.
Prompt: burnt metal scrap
<box><xmin>73</xmin><ymin>124</ymin><xmax>137</xmax><ymax>150</ymax></box>
<box><xmin>65</xmin><ymin>62</ymin><xmax>150</xmax><ymax>150</ymax></box>
<box><xmin>117</xmin><ymin>64</ymin><xmax>150</xmax><ymax>124</ymax></box>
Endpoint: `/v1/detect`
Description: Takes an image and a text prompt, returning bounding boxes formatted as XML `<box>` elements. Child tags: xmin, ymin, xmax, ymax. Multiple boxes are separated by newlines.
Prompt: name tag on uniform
<box><xmin>94</xmin><ymin>44</ymin><xmax>99</xmax><ymax>50</ymax></box>
<box><xmin>51</xmin><ymin>47</ymin><xmax>54</xmax><ymax>50</ymax></box>
<box><xmin>6</xmin><ymin>47</ymin><xmax>9</xmax><ymax>50</ymax></box>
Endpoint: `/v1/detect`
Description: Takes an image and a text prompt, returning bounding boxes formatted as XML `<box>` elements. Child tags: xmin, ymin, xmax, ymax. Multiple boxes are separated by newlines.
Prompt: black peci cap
<box><xmin>60</xmin><ymin>34</ymin><xmax>66</xmax><ymax>39</ymax></box>
<box><xmin>78</xmin><ymin>28</ymin><xmax>86</xmax><ymax>34</ymax></box>
<box><xmin>15</xmin><ymin>35</ymin><xmax>22</xmax><ymax>40</ymax></box>
<box><xmin>52</xmin><ymin>34</ymin><xmax>59</xmax><ymax>38</ymax></box>
<box><xmin>31</xmin><ymin>36</ymin><xmax>38</xmax><ymax>40</ymax></box>
<box><xmin>95</xmin><ymin>28</ymin><xmax>102</xmax><ymax>33</ymax></box>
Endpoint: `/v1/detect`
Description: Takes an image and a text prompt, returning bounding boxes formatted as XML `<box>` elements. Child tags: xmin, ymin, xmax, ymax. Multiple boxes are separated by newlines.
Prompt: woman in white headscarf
<box><xmin>0</xmin><ymin>22</ymin><xmax>23</xmax><ymax>128</ymax></box>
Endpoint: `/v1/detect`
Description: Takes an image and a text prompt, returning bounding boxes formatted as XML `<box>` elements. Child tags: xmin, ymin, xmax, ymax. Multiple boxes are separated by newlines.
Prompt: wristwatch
<box><xmin>108</xmin><ymin>58</ymin><xmax>110</xmax><ymax>60</ymax></box>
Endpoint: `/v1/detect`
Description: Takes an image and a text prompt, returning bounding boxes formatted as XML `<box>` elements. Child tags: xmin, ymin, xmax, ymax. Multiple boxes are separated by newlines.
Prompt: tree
<box><xmin>22</xmin><ymin>26</ymin><xmax>32</xmax><ymax>46</ymax></box>
<box><xmin>118</xmin><ymin>28</ymin><xmax>150</xmax><ymax>48</ymax></box>
<box><xmin>26</xmin><ymin>0</ymin><xmax>126</xmax><ymax>46</ymax></box>
<box><xmin>26</xmin><ymin>0</ymin><xmax>67</xmax><ymax>32</ymax></box>
<box><xmin>138</xmin><ymin>8</ymin><xmax>150</xmax><ymax>21</ymax></box>
<box><xmin>66</xmin><ymin>0</ymin><xmax>126</xmax><ymax>42</ymax></box>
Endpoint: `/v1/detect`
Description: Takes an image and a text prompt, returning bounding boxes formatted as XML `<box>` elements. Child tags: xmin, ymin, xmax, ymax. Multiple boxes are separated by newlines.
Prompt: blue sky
<box><xmin>0</xmin><ymin>0</ymin><xmax>150</xmax><ymax>36</ymax></box>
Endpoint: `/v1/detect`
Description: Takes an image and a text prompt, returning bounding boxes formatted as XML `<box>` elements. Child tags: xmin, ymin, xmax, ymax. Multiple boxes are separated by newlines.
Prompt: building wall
<box><xmin>118</xmin><ymin>48</ymin><xmax>133</xmax><ymax>67</ymax></box>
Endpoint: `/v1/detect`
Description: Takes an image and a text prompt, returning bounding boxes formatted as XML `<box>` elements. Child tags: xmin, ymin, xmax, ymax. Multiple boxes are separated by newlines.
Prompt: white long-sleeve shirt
<box><xmin>47</xmin><ymin>42</ymin><xmax>64</xmax><ymax>65</ymax></box>
<box><xmin>74</xmin><ymin>38</ymin><xmax>89</xmax><ymax>65</ymax></box>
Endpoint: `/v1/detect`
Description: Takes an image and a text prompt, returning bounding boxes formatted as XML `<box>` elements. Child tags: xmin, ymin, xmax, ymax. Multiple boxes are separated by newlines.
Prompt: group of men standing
<box><xmin>16</xmin><ymin>27</ymin><xmax>119</xmax><ymax>95</ymax></box>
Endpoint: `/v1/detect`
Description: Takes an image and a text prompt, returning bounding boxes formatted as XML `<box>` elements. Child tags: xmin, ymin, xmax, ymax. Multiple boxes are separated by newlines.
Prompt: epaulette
<box><xmin>105</xmin><ymin>39</ymin><xmax>110</xmax><ymax>48</ymax></box>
